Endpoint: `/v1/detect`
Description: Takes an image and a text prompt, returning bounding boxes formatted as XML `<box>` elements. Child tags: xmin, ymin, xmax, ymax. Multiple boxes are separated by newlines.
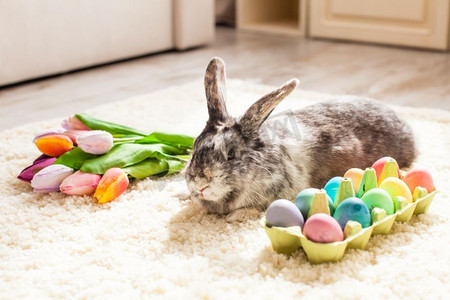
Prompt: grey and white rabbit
<box><xmin>185</xmin><ymin>57</ymin><xmax>416</xmax><ymax>222</ymax></box>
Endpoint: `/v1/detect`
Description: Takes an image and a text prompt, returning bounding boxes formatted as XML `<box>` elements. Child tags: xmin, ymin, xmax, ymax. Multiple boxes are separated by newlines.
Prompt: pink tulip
<box><xmin>31</xmin><ymin>164</ymin><xmax>74</xmax><ymax>192</ymax></box>
<box><xmin>63</xmin><ymin>115</ymin><xmax>90</xmax><ymax>130</ymax></box>
<box><xmin>94</xmin><ymin>168</ymin><xmax>129</xmax><ymax>204</ymax></box>
<box><xmin>63</xmin><ymin>130</ymin><xmax>89</xmax><ymax>145</ymax></box>
<box><xmin>17</xmin><ymin>155</ymin><xmax>57</xmax><ymax>183</ymax></box>
<box><xmin>76</xmin><ymin>130</ymin><xmax>113</xmax><ymax>154</ymax></box>
<box><xmin>60</xmin><ymin>171</ymin><xmax>101</xmax><ymax>196</ymax></box>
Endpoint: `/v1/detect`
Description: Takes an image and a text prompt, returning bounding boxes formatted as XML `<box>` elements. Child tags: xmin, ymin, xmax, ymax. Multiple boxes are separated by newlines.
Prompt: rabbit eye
<box><xmin>227</xmin><ymin>148</ymin><xmax>235</xmax><ymax>160</ymax></box>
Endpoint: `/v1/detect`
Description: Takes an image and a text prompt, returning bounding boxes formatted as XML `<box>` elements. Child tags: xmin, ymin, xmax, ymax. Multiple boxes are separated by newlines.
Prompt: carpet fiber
<box><xmin>1</xmin><ymin>80</ymin><xmax>449</xmax><ymax>299</ymax></box>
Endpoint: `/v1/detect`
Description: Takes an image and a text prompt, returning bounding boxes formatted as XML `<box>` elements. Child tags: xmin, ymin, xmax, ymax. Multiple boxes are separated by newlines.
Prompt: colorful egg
<box><xmin>266</xmin><ymin>199</ymin><xmax>304</xmax><ymax>228</ymax></box>
<box><xmin>333</xmin><ymin>197</ymin><xmax>371</xmax><ymax>229</ymax></box>
<box><xmin>402</xmin><ymin>168</ymin><xmax>435</xmax><ymax>194</ymax></box>
<box><xmin>294</xmin><ymin>188</ymin><xmax>335</xmax><ymax>220</ymax></box>
<box><xmin>379</xmin><ymin>177</ymin><xmax>413</xmax><ymax>204</ymax></box>
<box><xmin>361</xmin><ymin>188</ymin><xmax>395</xmax><ymax>215</ymax></box>
<box><xmin>344</xmin><ymin>168</ymin><xmax>364</xmax><ymax>193</ymax></box>
<box><xmin>324</xmin><ymin>176</ymin><xmax>343</xmax><ymax>203</ymax></box>
<box><xmin>303</xmin><ymin>213</ymin><xmax>344</xmax><ymax>243</ymax></box>
<box><xmin>371</xmin><ymin>157</ymin><xmax>400</xmax><ymax>181</ymax></box>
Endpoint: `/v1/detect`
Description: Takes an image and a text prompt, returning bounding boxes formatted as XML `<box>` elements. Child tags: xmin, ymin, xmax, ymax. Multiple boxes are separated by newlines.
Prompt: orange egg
<box><xmin>344</xmin><ymin>168</ymin><xmax>364</xmax><ymax>193</ymax></box>
<box><xmin>402</xmin><ymin>168</ymin><xmax>435</xmax><ymax>194</ymax></box>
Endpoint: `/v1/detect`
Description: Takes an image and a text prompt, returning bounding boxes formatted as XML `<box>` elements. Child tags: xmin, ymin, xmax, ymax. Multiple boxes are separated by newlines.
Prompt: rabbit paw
<box><xmin>225</xmin><ymin>208</ymin><xmax>261</xmax><ymax>223</ymax></box>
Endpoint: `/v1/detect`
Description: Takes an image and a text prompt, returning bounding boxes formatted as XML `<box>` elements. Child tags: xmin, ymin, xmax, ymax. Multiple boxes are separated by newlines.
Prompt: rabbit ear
<box><xmin>204</xmin><ymin>57</ymin><xmax>229</xmax><ymax>124</ymax></box>
<box><xmin>239</xmin><ymin>78</ymin><xmax>299</xmax><ymax>136</ymax></box>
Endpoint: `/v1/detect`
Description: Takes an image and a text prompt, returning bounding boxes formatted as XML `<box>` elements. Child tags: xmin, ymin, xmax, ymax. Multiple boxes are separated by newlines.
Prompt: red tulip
<box><xmin>94</xmin><ymin>168</ymin><xmax>129</xmax><ymax>204</ymax></box>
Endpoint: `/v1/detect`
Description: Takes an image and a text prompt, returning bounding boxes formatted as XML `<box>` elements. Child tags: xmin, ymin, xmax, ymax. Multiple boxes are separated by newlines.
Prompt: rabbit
<box><xmin>184</xmin><ymin>57</ymin><xmax>416</xmax><ymax>222</ymax></box>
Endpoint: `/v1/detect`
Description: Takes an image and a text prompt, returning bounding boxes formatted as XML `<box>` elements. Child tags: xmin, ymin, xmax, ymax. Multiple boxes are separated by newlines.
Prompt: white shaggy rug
<box><xmin>1</xmin><ymin>79</ymin><xmax>449</xmax><ymax>299</ymax></box>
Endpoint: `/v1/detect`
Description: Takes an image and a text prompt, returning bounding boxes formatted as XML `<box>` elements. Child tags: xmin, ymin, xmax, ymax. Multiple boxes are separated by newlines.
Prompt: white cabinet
<box><xmin>309</xmin><ymin>0</ymin><xmax>450</xmax><ymax>50</ymax></box>
<box><xmin>236</xmin><ymin>0</ymin><xmax>450</xmax><ymax>50</ymax></box>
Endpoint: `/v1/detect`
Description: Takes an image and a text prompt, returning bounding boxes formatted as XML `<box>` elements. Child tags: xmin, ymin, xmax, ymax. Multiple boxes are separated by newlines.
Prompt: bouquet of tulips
<box><xmin>18</xmin><ymin>114</ymin><xmax>194</xmax><ymax>203</ymax></box>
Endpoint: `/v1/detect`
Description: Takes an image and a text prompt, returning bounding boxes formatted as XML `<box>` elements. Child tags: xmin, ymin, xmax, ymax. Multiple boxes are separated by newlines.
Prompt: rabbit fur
<box><xmin>184</xmin><ymin>57</ymin><xmax>416</xmax><ymax>222</ymax></box>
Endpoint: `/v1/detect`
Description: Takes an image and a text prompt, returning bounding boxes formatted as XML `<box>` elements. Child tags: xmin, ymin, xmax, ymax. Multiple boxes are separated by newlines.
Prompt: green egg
<box><xmin>361</xmin><ymin>188</ymin><xmax>394</xmax><ymax>215</ymax></box>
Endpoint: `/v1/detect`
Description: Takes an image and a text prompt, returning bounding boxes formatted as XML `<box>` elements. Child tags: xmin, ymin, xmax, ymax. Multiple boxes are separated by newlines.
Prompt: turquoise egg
<box><xmin>333</xmin><ymin>197</ymin><xmax>371</xmax><ymax>230</ymax></box>
<box><xmin>266</xmin><ymin>199</ymin><xmax>305</xmax><ymax>228</ymax></box>
<box><xmin>324</xmin><ymin>176</ymin><xmax>343</xmax><ymax>202</ymax></box>
<box><xmin>294</xmin><ymin>188</ymin><xmax>335</xmax><ymax>220</ymax></box>
<box><xmin>361</xmin><ymin>188</ymin><xmax>395</xmax><ymax>215</ymax></box>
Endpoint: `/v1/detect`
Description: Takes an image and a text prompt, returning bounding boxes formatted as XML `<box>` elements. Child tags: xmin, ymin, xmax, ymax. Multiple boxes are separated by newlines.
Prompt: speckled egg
<box><xmin>294</xmin><ymin>188</ymin><xmax>335</xmax><ymax>220</ymax></box>
<box><xmin>379</xmin><ymin>177</ymin><xmax>413</xmax><ymax>204</ymax></box>
<box><xmin>361</xmin><ymin>188</ymin><xmax>395</xmax><ymax>215</ymax></box>
<box><xmin>344</xmin><ymin>168</ymin><xmax>364</xmax><ymax>193</ymax></box>
<box><xmin>333</xmin><ymin>197</ymin><xmax>371</xmax><ymax>230</ymax></box>
<box><xmin>324</xmin><ymin>176</ymin><xmax>343</xmax><ymax>202</ymax></box>
<box><xmin>402</xmin><ymin>168</ymin><xmax>435</xmax><ymax>194</ymax></box>
<box><xmin>303</xmin><ymin>213</ymin><xmax>344</xmax><ymax>243</ymax></box>
<box><xmin>266</xmin><ymin>199</ymin><xmax>305</xmax><ymax>228</ymax></box>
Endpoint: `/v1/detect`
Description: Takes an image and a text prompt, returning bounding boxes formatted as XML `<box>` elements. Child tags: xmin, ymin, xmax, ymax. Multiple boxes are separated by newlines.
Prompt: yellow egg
<box><xmin>379</xmin><ymin>177</ymin><xmax>413</xmax><ymax>204</ymax></box>
<box><xmin>344</xmin><ymin>168</ymin><xmax>364</xmax><ymax>194</ymax></box>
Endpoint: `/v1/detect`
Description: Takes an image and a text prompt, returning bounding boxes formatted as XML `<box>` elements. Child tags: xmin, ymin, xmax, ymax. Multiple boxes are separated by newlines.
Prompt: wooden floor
<box><xmin>1</xmin><ymin>26</ymin><xmax>449</xmax><ymax>131</ymax></box>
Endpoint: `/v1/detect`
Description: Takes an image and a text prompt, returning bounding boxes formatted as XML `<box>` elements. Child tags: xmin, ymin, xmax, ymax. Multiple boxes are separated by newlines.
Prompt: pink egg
<box><xmin>402</xmin><ymin>168</ymin><xmax>435</xmax><ymax>194</ymax></box>
<box><xmin>371</xmin><ymin>157</ymin><xmax>400</xmax><ymax>180</ymax></box>
<box><xmin>303</xmin><ymin>213</ymin><xmax>344</xmax><ymax>243</ymax></box>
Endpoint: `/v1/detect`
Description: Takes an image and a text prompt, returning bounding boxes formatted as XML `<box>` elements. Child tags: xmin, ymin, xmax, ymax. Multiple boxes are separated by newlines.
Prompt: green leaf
<box><xmin>166</xmin><ymin>160</ymin><xmax>185</xmax><ymax>175</ymax></box>
<box><xmin>80</xmin><ymin>143</ymin><xmax>184</xmax><ymax>174</ymax></box>
<box><xmin>122</xmin><ymin>159</ymin><xmax>169</xmax><ymax>179</ymax></box>
<box><xmin>75</xmin><ymin>113</ymin><xmax>148</xmax><ymax>137</ymax></box>
<box><xmin>54</xmin><ymin>147</ymin><xmax>98</xmax><ymax>170</ymax></box>
<box><xmin>122</xmin><ymin>158</ymin><xmax>186</xmax><ymax>179</ymax></box>
<box><xmin>135</xmin><ymin>132</ymin><xmax>194</xmax><ymax>148</ymax></box>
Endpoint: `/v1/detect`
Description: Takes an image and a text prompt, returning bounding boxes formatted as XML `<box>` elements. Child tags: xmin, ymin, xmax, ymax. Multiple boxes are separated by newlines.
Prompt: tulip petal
<box><xmin>63</xmin><ymin>130</ymin><xmax>89</xmax><ymax>145</ymax></box>
<box><xmin>68</xmin><ymin>115</ymin><xmax>90</xmax><ymax>130</ymax></box>
<box><xmin>94</xmin><ymin>168</ymin><xmax>129</xmax><ymax>204</ymax></box>
<box><xmin>76</xmin><ymin>130</ymin><xmax>113</xmax><ymax>155</ymax></box>
<box><xmin>33</xmin><ymin>128</ymin><xmax>65</xmax><ymax>143</ymax></box>
<box><xmin>31</xmin><ymin>164</ymin><xmax>74</xmax><ymax>192</ymax></box>
<box><xmin>17</xmin><ymin>156</ymin><xmax>57</xmax><ymax>183</ymax></box>
<box><xmin>35</xmin><ymin>134</ymin><xmax>74</xmax><ymax>157</ymax></box>
<box><xmin>60</xmin><ymin>171</ymin><xmax>101</xmax><ymax>196</ymax></box>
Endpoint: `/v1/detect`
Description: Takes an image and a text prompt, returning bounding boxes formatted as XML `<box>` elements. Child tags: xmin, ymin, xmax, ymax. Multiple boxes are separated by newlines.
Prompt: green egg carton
<box><xmin>261</xmin><ymin>189</ymin><xmax>437</xmax><ymax>264</ymax></box>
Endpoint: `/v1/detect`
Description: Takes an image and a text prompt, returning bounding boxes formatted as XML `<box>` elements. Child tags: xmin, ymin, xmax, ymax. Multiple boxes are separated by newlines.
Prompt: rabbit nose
<box><xmin>197</xmin><ymin>184</ymin><xmax>209</xmax><ymax>193</ymax></box>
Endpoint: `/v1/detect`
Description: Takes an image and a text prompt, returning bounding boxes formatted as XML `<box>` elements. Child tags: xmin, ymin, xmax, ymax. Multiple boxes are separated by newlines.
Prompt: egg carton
<box><xmin>261</xmin><ymin>189</ymin><xmax>436</xmax><ymax>264</ymax></box>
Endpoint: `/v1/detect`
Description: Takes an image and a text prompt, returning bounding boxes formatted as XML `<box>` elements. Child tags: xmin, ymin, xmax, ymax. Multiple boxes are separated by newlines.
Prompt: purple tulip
<box><xmin>32</xmin><ymin>128</ymin><xmax>65</xmax><ymax>143</ymax></box>
<box><xmin>17</xmin><ymin>155</ymin><xmax>57</xmax><ymax>183</ymax></box>
<box><xmin>31</xmin><ymin>164</ymin><xmax>74</xmax><ymax>192</ymax></box>
<box><xmin>76</xmin><ymin>130</ymin><xmax>113</xmax><ymax>154</ymax></box>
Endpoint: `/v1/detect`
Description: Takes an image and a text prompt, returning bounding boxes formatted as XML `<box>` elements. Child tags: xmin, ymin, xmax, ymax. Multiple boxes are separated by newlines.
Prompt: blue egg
<box><xmin>333</xmin><ymin>197</ymin><xmax>371</xmax><ymax>230</ymax></box>
<box><xmin>324</xmin><ymin>176</ymin><xmax>343</xmax><ymax>202</ymax></box>
<box><xmin>294</xmin><ymin>188</ymin><xmax>335</xmax><ymax>220</ymax></box>
<box><xmin>266</xmin><ymin>199</ymin><xmax>305</xmax><ymax>228</ymax></box>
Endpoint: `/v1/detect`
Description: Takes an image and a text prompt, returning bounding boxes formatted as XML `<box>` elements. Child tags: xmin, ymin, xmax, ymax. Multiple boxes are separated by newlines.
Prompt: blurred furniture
<box><xmin>237</xmin><ymin>0</ymin><xmax>450</xmax><ymax>50</ymax></box>
<box><xmin>309</xmin><ymin>0</ymin><xmax>450</xmax><ymax>50</ymax></box>
<box><xmin>0</xmin><ymin>0</ymin><xmax>215</xmax><ymax>86</ymax></box>
<box><xmin>237</xmin><ymin>0</ymin><xmax>306</xmax><ymax>36</ymax></box>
